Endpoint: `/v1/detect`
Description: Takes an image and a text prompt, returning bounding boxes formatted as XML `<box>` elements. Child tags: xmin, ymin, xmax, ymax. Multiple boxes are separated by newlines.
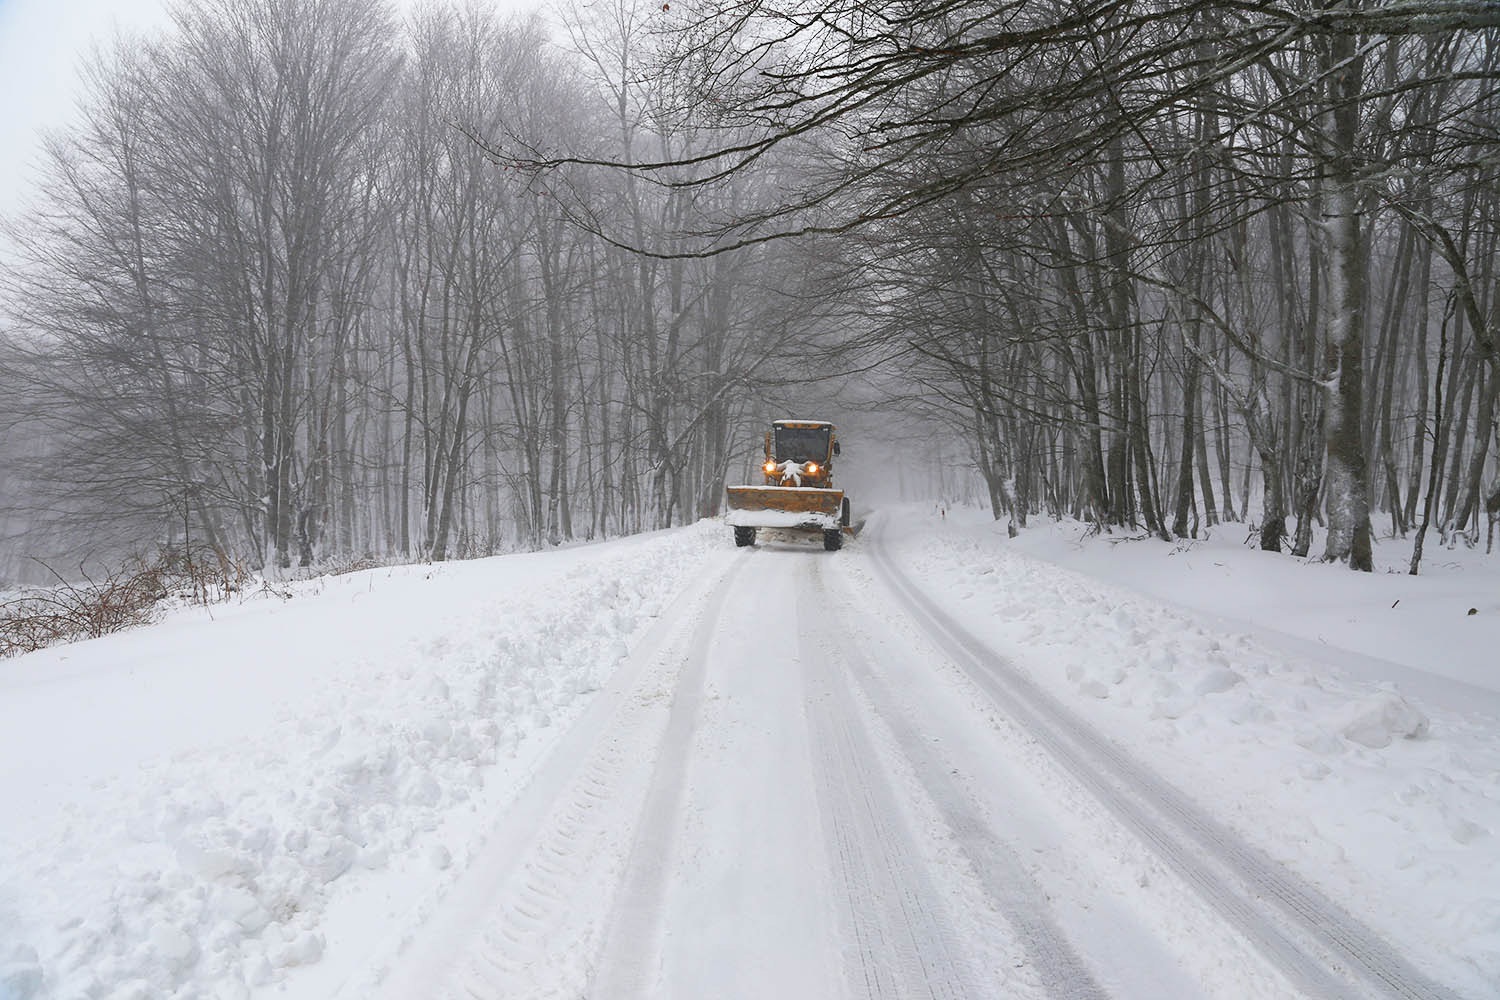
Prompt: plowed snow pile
<box><xmin>0</xmin><ymin>524</ymin><xmax>724</xmax><ymax>1000</ymax></box>
<box><xmin>888</xmin><ymin>505</ymin><xmax>1500</xmax><ymax>993</ymax></box>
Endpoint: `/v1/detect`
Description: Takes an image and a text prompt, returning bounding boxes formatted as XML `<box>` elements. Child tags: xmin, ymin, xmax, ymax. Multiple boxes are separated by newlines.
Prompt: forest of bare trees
<box><xmin>1</xmin><ymin>0</ymin><xmax>1498</xmax><ymax>579</ymax></box>
<box><xmin>0</xmin><ymin>0</ymin><xmax>845</xmax><ymax>576</ymax></box>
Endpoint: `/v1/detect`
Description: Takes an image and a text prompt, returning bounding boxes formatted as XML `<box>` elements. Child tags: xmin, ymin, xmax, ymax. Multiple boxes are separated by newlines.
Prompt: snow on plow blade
<box><xmin>724</xmin><ymin>486</ymin><xmax>844</xmax><ymax>529</ymax></box>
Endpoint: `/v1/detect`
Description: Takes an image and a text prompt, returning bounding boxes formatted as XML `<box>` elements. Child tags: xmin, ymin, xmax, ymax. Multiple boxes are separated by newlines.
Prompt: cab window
<box><xmin>774</xmin><ymin>426</ymin><xmax>830</xmax><ymax>463</ymax></box>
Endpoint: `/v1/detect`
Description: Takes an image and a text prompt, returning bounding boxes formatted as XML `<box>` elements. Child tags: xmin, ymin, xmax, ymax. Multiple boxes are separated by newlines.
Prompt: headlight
<box><xmin>764</xmin><ymin>461</ymin><xmax>777</xmax><ymax>474</ymax></box>
<box><xmin>805</xmin><ymin>463</ymin><xmax>819</xmax><ymax>475</ymax></box>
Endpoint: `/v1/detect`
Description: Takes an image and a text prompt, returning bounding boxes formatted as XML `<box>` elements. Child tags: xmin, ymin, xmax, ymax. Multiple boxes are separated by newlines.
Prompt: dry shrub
<box><xmin>325</xmin><ymin>553</ymin><xmax>384</xmax><ymax>577</ymax></box>
<box><xmin>0</xmin><ymin>562</ymin><xmax>164</xmax><ymax>658</ymax></box>
<box><xmin>0</xmin><ymin>548</ymin><xmax>252</xmax><ymax>659</ymax></box>
<box><xmin>154</xmin><ymin>546</ymin><xmax>253</xmax><ymax>605</ymax></box>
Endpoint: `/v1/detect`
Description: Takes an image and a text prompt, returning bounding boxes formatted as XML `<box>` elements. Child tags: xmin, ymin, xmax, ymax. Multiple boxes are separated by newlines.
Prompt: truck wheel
<box><xmin>840</xmin><ymin>497</ymin><xmax>851</xmax><ymax>527</ymax></box>
<box><xmin>734</xmin><ymin>526</ymin><xmax>756</xmax><ymax>547</ymax></box>
<box><xmin>823</xmin><ymin>528</ymin><xmax>843</xmax><ymax>551</ymax></box>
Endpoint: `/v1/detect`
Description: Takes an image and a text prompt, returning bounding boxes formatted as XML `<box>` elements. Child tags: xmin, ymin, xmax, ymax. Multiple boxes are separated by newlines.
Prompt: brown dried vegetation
<box><xmin>0</xmin><ymin>550</ymin><xmax>251</xmax><ymax>658</ymax></box>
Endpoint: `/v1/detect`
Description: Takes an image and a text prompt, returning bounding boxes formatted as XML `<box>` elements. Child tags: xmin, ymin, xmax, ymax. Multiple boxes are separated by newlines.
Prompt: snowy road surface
<box><xmin>3</xmin><ymin>510</ymin><xmax>1496</xmax><ymax>999</ymax></box>
<box><xmin>367</xmin><ymin>522</ymin><xmax>1470</xmax><ymax>999</ymax></box>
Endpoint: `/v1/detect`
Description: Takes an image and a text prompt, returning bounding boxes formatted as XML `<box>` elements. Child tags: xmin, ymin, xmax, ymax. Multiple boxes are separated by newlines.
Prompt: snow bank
<box><xmin>1000</xmin><ymin>514</ymin><xmax>1500</xmax><ymax>702</ymax></box>
<box><xmin>1337</xmin><ymin>689</ymin><xmax>1429</xmax><ymax>748</ymax></box>
<box><xmin>0</xmin><ymin>523</ymin><xmax>725</xmax><ymax>1000</ymax></box>
<box><xmin>884</xmin><ymin>506</ymin><xmax>1500</xmax><ymax>994</ymax></box>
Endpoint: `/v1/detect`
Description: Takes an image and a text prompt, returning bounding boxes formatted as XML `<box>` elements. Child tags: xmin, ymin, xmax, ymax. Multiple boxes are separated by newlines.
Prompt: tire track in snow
<box><xmin>393</xmin><ymin>551</ymin><xmax>752</xmax><ymax>1000</ymax></box>
<box><xmin>798</xmin><ymin>562</ymin><xmax>983</xmax><ymax>1000</ymax></box>
<box><xmin>809</xmin><ymin>558</ymin><xmax>1111</xmax><ymax>1000</ymax></box>
<box><xmin>584</xmin><ymin>542</ymin><xmax>743</xmax><ymax>997</ymax></box>
<box><xmin>868</xmin><ymin>526</ymin><xmax>1466</xmax><ymax>1000</ymax></box>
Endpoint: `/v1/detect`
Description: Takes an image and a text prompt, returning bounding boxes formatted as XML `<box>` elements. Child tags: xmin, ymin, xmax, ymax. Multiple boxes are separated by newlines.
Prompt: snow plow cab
<box><xmin>725</xmin><ymin>420</ymin><xmax>852</xmax><ymax>551</ymax></box>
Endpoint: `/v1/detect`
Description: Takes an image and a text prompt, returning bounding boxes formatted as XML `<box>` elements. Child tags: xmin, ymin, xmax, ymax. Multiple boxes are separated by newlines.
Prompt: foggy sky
<box><xmin>0</xmin><ymin>0</ymin><xmax>542</xmax><ymax>239</ymax></box>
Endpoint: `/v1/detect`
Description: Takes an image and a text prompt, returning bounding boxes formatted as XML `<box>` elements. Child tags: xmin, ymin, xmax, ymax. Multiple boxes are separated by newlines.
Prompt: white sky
<box><xmin>0</xmin><ymin>0</ymin><xmax>541</xmax><ymax>229</ymax></box>
<box><xmin>0</xmin><ymin>0</ymin><xmax>176</xmax><ymax>224</ymax></box>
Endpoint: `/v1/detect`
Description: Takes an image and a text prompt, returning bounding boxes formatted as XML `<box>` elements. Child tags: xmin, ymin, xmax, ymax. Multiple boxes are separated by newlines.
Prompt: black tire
<box><xmin>823</xmin><ymin>528</ymin><xmax>843</xmax><ymax>551</ymax></box>
<box><xmin>840</xmin><ymin>497</ymin><xmax>851</xmax><ymax>527</ymax></box>
<box><xmin>734</xmin><ymin>526</ymin><xmax>757</xmax><ymax>547</ymax></box>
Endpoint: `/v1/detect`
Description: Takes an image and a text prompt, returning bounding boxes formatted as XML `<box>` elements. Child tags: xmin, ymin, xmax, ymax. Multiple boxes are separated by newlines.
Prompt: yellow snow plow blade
<box><xmin>726</xmin><ymin>486</ymin><xmax>843</xmax><ymax>516</ymax></box>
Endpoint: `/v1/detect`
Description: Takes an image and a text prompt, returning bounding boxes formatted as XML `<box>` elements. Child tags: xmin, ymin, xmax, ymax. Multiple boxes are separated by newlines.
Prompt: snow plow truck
<box><xmin>725</xmin><ymin>420</ymin><xmax>852</xmax><ymax>551</ymax></box>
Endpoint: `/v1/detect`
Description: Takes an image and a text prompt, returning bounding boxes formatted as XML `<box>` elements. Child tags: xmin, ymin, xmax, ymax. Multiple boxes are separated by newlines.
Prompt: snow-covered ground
<box><xmin>990</xmin><ymin>509</ymin><xmax>1500</xmax><ymax>709</ymax></box>
<box><xmin>0</xmin><ymin>525</ymin><xmax>730</xmax><ymax>999</ymax></box>
<box><xmin>894</xmin><ymin>506</ymin><xmax>1500</xmax><ymax>993</ymax></box>
<box><xmin>2</xmin><ymin>506</ymin><xmax>1496</xmax><ymax>999</ymax></box>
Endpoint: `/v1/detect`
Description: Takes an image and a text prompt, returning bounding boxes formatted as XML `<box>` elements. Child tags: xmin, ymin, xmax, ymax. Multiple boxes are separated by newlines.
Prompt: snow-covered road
<box><xmin>4</xmin><ymin>510</ymin><xmax>1496</xmax><ymax>1000</ymax></box>
<box><xmin>365</xmin><ymin>520</ymin><xmax>1470</xmax><ymax>1000</ymax></box>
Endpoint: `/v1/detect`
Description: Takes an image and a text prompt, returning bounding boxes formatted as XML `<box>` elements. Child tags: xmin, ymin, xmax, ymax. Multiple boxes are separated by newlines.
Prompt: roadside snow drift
<box><xmin>884</xmin><ymin>507</ymin><xmax>1500</xmax><ymax>992</ymax></box>
<box><xmin>0</xmin><ymin>524</ymin><xmax>725</xmax><ymax>1000</ymax></box>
